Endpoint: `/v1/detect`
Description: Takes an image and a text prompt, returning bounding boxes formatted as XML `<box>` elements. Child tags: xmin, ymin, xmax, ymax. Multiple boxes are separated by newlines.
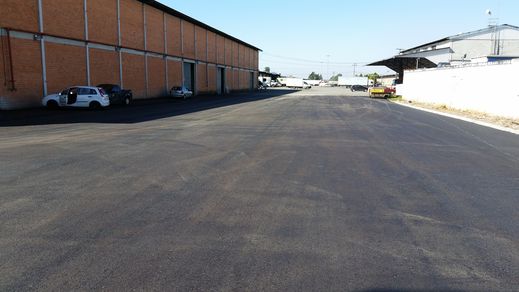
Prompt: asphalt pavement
<box><xmin>1</xmin><ymin>87</ymin><xmax>518</xmax><ymax>291</ymax></box>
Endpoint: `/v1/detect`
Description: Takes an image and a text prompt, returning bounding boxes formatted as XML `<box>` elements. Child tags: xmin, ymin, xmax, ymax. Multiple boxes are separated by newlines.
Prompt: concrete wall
<box><xmin>0</xmin><ymin>0</ymin><xmax>259</xmax><ymax>109</ymax></box>
<box><xmin>397</xmin><ymin>60</ymin><xmax>519</xmax><ymax>118</ymax></box>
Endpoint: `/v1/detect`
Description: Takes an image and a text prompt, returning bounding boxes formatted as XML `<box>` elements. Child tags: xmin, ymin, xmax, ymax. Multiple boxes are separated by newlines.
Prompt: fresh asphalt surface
<box><xmin>1</xmin><ymin>87</ymin><xmax>519</xmax><ymax>291</ymax></box>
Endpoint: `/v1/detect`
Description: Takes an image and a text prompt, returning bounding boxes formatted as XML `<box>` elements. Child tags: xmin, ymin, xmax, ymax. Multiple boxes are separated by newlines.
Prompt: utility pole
<box><xmin>326</xmin><ymin>55</ymin><xmax>330</xmax><ymax>80</ymax></box>
<box><xmin>487</xmin><ymin>9</ymin><xmax>500</xmax><ymax>55</ymax></box>
<box><xmin>353</xmin><ymin>63</ymin><xmax>357</xmax><ymax>76</ymax></box>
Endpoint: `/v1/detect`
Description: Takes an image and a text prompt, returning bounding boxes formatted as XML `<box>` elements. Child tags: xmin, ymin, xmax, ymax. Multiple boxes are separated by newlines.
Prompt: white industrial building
<box><xmin>374</xmin><ymin>24</ymin><xmax>519</xmax><ymax>119</ymax></box>
<box><xmin>369</xmin><ymin>24</ymin><xmax>519</xmax><ymax>83</ymax></box>
<box><xmin>400</xmin><ymin>24</ymin><xmax>519</xmax><ymax>65</ymax></box>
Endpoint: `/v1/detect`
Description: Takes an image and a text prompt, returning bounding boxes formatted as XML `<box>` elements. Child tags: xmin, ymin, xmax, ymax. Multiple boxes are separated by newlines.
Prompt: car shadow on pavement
<box><xmin>0</xmin><ymin>89</ymin><xmax>297</xmax><ymax>127</ymax></box>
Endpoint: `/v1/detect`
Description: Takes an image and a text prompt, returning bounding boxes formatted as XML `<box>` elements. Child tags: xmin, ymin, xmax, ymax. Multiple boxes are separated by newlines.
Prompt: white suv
<box><xmin>42</xmin><ymin>86</ymin><xmax>110</xmax><ymax>109</ymax></box>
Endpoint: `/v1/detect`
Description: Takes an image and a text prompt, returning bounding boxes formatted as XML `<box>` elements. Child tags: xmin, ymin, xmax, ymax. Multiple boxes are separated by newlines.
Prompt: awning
<box><xmin>367</xmin><ymin>56</ymin><xmax>437</xmax><ymax>72</ymax></box>
<box><xmin>367</xmin><ymin>56</ymin><xmax>437</xmax><ymax>83</ymax></box>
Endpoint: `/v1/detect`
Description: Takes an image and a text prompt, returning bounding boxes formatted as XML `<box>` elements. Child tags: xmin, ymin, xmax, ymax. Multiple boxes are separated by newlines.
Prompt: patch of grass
<box><xmin>387</xmin><ymin>95</ymin><xmax>403</xmax><ymax>102</ymax></box>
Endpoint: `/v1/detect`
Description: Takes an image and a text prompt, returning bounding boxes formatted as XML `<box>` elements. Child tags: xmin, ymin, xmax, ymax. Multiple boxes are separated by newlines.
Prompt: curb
<box><xmin>390</xmin><ymin>100</ymin><xmax>519</xmax><ymax>136</ymax></box>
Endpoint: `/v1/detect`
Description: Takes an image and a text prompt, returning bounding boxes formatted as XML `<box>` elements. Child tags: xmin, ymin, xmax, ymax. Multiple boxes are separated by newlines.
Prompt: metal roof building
<box><xmin>368</xmin><ymin>24</ymin><xmax>519</xmax><ymax>83</ymax></box>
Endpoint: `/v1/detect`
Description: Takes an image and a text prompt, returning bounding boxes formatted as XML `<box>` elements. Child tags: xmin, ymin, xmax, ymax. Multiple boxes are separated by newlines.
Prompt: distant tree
<box><xmin>329</xmin><ymin>73</ymin><xmax>343</xmax><ymax>82</ymax></box>
<box><xmin>308</xmin><ymin>72</ymin><xmax>323</xmax><ymax>80</ymax></box>
<box><xmin>264</xmin><ymin>67</ymin><xmax>271</xmax><ymax>73</ymax></box>
<box><xmin>367</xmin><ymin>73</ymin><xmax>380</xmax><ymax>84</ymax></box>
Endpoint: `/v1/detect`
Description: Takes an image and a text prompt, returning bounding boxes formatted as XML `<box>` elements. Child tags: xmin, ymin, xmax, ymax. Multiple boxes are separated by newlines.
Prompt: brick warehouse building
<box><xmin>0</xmin><ymin>0</ymin><xmax>260</xmax><ymax>109</ymax></box>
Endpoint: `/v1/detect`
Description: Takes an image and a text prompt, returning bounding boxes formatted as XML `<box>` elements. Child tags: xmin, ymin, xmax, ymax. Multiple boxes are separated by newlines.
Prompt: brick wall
<box><xmin>239</xmin><ymin>70</ymin><xmax>245</xmax><ymax>90</ymax></box>
<box><xmin>233</xmin><ymin>69</ymin><xmax>239</xmax><ymax>91</ymax></box>
<box><xmin>167</xmin><ymin>59</ymin><xmax>182</xmax><ymax>89</ymax></box>
<box><xmin>253</xmin><ymin>50</ymin><xmax>258</xmax><ymax>71</ymax></box>
<box><xmin>0</xmin><ymin>37</ymin><xmax>43</xmax><ymax>108</ymax></box>
<box><xmin>122</xmin><ymin>52</ymin><xmax>145</xmax><ymax>98</ymax></box>
<box><xmin>166</xmin><ymin>15</ymin><xmax>182</xmax><ymax>56</ymax></box>
<box><xmin>45</xmin><ymin>42</ymin><xmax>86</xmax><ymax>95</ymax></box>
<box><xmin>195</xmin><ymin>26</ymin><xmax>206</xmax><ymax>62</ymax></box>
<box><xmin>226</xmin><ymin>69</ymin><xmax>233</xmax><ymax>92</ymax></box>
<box><xmin>88</xmin><ymin>0</ymin><xmax>118</xmax><ymax>44</ymax></box>
<box><xmin>89</xmin><ymin>48</ymin><xmax>119</xmax><ymax>86</ymax></box>
<box><xmin>241</xmin><ymin>46</ymin><xmax>246</xmax><ymax>69</ymax></box>
<box><xmin>245</xmin><ymin>47</ymin><xmax>251</xmax><ymax>69</ymax></box>
<box><xmin>0</xmin><ymin>37</ymin><xmax>5</xmax><ymax>99</ymax></box>
<box><xmin>225</xmin><ymin>38</ymin><xmax>232</xmax><ymax>66</ymax></box>
<box><xmin>232</xmin><ymin>42</ymin><xmax>239</xmax><ymax>67</ymax></box>
<box><xmin>207</xmin><ymin>65</ymin><xmax>216</xmax><ymax>93</ymax></box>
<box><xmin>251</xmin><ymin>48</ymin><xmax>255</xmax><ymax>70</ymax></box>
<box><xmin>120</xmin><ymin>0</ymin><xmax>144</xmax><ymax>50</ymax></box>
<box><xmin>0</xmin><ymin>0</ymin><xmax>39</xmax><ymax>32</ymax></box>
<box><xmin>43</xmin><ymin>0</ymin><xmax>84</xmax><ymax>40</ymax></box>
<box><xmin>196</xmin><ymin>63</ymin><xmax>207</xmax><ymax>94</ymax></box>
<box><xmin>1</xmin><ymin>0</ymin><xmax>259</xmax><ymax>109</ymax></box>
<box><xmin>244</xmin><ymin>71</ymin><xmax>251</xmax><ymax>90</ymax></box>
<box><xmin>217</xmin><ymin>35</ymin><xmax>225</xmax><ymax>65</ymax></box>
<box><xmin>147</xmin><ymin>55</ymin><xmax>166</xmax><ymax>97</ymax></box>
<box><xmin>182</xmin><ymin>21</ymin><xmax>195</xmax><ymax>59</ymax></box>
<box><xmin>146</xmin><ymin>6</ymin><xmax>164</xmax><ymax>53</ymax></box>
<box><xmin>207</xmin><ymin>31</ymin><xmax>217</xmax><ymax>64</ymax></box>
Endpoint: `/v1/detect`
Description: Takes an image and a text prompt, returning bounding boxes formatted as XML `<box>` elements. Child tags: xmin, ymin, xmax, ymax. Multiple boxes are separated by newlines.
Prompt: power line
<box><xmin>261</xmin><ymin>52</ymin><xmax>369</xmax><ymax>65</ymax></box>
<box><xmin>260</xmin><ymin>58</ymin><xmax>363</xmax><ymax>67</ymax></box>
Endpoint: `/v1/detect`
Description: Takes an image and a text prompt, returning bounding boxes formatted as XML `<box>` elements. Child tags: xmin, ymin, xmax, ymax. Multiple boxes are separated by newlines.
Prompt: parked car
<box><xmin>96</xmin><ymin>84</ymin><xmax>132</xmax><ymax>106</ymax></box>
<box><xmin>351</xmin><ymin>85</ymin><xmax>368</xmax><ymax>92</ymax></box>
<box><xmin>42</xmin><ymin>86</ymin><xmax>110</xmax><ymax>109</ymax></box>
<box><xmin>270</xmin><ymin>81</ymin><xmax>282</xmax><ymax>87</ymax></box>
<box><xmin>170</xmin><ymin>86</ymin><xmax>193</xmax><ymax>99</ymax></box>
<box><xmin>258</xmin><ymin>81</ymin><xmax>268</xmax><ymax>90</ymax></box>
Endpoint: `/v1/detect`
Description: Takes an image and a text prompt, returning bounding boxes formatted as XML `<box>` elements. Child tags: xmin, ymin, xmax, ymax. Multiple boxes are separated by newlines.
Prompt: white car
<box><xmin>42</xmin><ymin>86</ymin><xmax>110</xmax><ymax>109</ymax></box>
<box><xmin>170</xmin><ymin>86</ymin><xmax>193</xmax><ymax>99</ymax></box>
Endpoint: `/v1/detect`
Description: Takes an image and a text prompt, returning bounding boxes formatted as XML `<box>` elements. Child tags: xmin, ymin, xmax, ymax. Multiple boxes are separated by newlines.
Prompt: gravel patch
<box><xmin>394</xmin><ymin>99</ymin><xmax>519</xmax><ymax>131</ymax></box>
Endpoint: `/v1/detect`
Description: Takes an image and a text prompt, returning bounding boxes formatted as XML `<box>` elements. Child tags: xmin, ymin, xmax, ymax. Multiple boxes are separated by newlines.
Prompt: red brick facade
<box><xmin>0</xmin><ymin>0</ymin><xmax>259</xmax><ymax>109</ymax></box>
<box><xmin>88</xmin><ymin>0</ymin><xmax>118</xmax><ymax>45</ymax></box>
<box><xmin>89</xmin><ymin>48</ymin><xmax>120</xmax><ymax>86</ymax></box>
<box><xmin>45</xmin><ymin>43</ymin><xmax>87</xmax><ymax>95</ymax></box>
<box><xmin>147</xmin><ymin>56</ymin><xmax>166</xmax><ymax>97</ymax></box>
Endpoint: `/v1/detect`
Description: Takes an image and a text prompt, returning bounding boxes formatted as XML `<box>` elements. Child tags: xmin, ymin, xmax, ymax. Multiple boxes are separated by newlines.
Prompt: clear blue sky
<box><xmin>159</xmin><ymin>0</ymin><xmax>517</xmax><ymax>78</ymax></box>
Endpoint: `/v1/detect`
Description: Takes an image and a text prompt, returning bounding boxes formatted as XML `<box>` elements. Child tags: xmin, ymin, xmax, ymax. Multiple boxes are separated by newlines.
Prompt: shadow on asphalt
<box><xmin>0</xmin><ymin>89</ymin><xmax>297</xmax><ymax>127</ymax></box>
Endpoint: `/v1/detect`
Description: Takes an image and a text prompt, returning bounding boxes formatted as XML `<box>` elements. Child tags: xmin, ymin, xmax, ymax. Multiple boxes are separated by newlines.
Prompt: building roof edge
<box><xmin>138</xmin><ymin>0</ymin><xmax>261</xmax><ymax>52</ymax></box>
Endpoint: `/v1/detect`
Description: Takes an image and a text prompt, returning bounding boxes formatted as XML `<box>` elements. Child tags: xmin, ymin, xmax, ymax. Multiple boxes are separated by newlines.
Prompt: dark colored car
<box><xmin>96</xmin><ymin>84</ymin><xmax>133</xmax><ymax>106</ymax></box>
<box><xmin>351</xmin><ymin>85</ymin><xmax>368</xmax><ymax>92</ymax></box>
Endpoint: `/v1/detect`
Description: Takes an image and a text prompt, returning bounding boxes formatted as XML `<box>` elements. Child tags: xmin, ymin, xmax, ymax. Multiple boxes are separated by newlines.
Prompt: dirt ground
<box><xmin>394</xmin><ymin>99</ymin><xmax>519</xmax><ymax>132</ymax></box>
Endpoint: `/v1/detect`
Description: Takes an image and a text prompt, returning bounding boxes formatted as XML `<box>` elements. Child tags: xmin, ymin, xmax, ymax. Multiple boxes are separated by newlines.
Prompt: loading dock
<box><xmin>217</xmin><ymin>67</ymin><xmax>226</xmax><ymax>95</ymax></box>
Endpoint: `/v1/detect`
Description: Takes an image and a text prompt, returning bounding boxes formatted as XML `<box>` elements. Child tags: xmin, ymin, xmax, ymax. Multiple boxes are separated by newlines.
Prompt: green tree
<box><xmin>308</xmin><ymin>72</ymin><xmax>323</xmax><ymax>80</ymax></box>
<box><xmin>329</xmin><ymin>73</ymin><xmax>342</xmax><ymax>82</ymax></box>
<box><xmin>264</xmin><ymin>67</ymin><xmax>271</xmax><ymax>73</ymax></box>
<box><xmin>367</xmin><ymin>73</ymin><xmax>380</xmax><ymax>84</ymax></box>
